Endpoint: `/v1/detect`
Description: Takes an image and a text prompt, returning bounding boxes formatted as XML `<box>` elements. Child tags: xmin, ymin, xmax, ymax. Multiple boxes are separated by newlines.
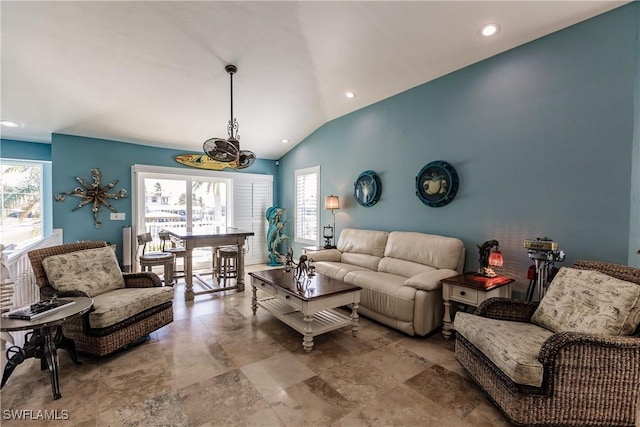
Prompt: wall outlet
<box><xmin>110</xmin><ymin>212</ymin><xmax>126</xmax><ymax>220</ymax></box>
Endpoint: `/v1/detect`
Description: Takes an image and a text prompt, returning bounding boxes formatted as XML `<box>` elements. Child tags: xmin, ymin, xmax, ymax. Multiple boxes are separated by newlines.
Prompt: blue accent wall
<box><xmin>277</xmin><ymin>3</ymin><xmax>640</xmax><ymax>292</ymax></box>
<box><xmin>3</xmin><ymin>4</ymin><xmax>638</xmax><ymax>287</ymax></box>
<box><xmin>630</xmin><ymin>4</ymin><xmax>640</xmax><ymax>268</ymax></box>
<box><xmin>1</xmin><ymin>139</ymin><xmax>51</xmax><ymax>161</ymax></box>
<box><xmin>51</xmin><ymin>133</ymin><xmax>277</xmax><ymax>260</ymax></box>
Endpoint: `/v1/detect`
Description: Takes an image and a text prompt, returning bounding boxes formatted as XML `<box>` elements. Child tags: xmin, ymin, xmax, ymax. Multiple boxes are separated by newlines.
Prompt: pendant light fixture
<box><xmin>203</xmin><ymin>64</ymin><xmax>256</xmax><ymax>169</ymax></box>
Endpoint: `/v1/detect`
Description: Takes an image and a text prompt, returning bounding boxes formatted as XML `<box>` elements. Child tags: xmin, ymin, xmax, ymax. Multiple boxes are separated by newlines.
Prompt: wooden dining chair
<box><xmin>136</xmin><ymin>233</ymin><xmax>174</xmax><ymax>286</ymax></box>
<box><xmin>158</xmin><ymin>231</ymin><xmax>186</xmax><ymax>284</ymax></box>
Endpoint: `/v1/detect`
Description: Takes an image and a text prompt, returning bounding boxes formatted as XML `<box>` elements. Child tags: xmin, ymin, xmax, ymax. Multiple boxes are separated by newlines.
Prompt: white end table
<box><xmin>441</xmin><ymin>273</ymin><xmax>513</xmax><ymax>339</ymax></box>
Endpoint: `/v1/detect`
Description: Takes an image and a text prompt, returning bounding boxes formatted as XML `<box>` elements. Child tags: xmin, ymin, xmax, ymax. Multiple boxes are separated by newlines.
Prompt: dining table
<box><xmin>165</xmin><ymin>227</ymin><xmax>254</xmax><ymax>301</ymax></box>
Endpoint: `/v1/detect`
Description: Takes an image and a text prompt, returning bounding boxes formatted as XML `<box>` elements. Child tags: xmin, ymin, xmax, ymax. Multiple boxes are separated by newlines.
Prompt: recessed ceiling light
<box><xmin>344</xmin><ymin>91</ymin><xmax>356</xmax><ymax>99</ymax></box>
<box><xmin>0</xmin><ymin>120</ymin><xmax>19</xmax><ymax>128</ymax></box>
<box><xmin>281</xmin><ymin>139</ymin><xmax>289</xmax><ymax>144</ymax></box>
<box><xmin>480</xmin><ymin>23</ymin><xmax>500</xmax><ymax>37</ymax></box>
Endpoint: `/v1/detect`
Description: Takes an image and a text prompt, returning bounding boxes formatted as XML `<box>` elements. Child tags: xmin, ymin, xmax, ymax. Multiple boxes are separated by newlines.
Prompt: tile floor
<box><xmin>0</xmin><ymin>266</ymin><xmax>514</xmax><ymax>426</ymax></box>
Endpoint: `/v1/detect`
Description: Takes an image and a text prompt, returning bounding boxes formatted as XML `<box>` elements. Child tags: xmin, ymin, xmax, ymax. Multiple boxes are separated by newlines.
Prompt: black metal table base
<box><xmin>1</xmin><ymin>326</ymin><xmax>81</xmax><ymax>400</ymax></box>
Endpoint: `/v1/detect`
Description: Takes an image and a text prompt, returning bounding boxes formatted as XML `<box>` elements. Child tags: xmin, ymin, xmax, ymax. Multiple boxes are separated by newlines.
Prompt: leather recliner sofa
<box><xmin>311</xmin><ymin>228</ymin><xmax>465</xmax><ymax>336</ymax></box>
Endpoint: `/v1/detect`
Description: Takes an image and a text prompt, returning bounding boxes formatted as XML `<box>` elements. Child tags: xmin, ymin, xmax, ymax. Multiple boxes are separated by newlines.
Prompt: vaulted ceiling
<box><xmin>0</xmin><ymin>1</ymin><xmax>628</xmax><ymax>160</ymax></box>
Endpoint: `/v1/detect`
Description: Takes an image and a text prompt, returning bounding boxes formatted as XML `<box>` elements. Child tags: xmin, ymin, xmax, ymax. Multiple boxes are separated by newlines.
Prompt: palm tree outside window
<box><xmin>1</xmin><ymin>160</ymin><xmax>43</xmax><ymax>248</ymax></box>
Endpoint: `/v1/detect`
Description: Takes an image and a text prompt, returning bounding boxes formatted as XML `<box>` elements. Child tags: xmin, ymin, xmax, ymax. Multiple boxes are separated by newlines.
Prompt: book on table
<box><xmin>2</xmin><ymin>298</ymin><xmax>76</xmax><ymax>320</ymax></box>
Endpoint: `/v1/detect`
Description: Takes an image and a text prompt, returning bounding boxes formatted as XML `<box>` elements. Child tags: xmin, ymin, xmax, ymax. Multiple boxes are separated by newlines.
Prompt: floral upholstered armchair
<box><xmin>454</xmin><ymin>261</ymin><xmax>640</xmax><ymax>427</ymax></box>
<box><xmin>28</xmin><ymin>241</ymin><xmax>174</xmax><ymax>356</ymax></box>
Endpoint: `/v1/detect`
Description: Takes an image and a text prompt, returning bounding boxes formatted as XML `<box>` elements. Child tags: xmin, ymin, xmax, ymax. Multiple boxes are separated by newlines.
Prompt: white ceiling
<box><xmin>0</xmin><ymin>1</ymin><xmax>629</xmax><ymax>160</ymax></box>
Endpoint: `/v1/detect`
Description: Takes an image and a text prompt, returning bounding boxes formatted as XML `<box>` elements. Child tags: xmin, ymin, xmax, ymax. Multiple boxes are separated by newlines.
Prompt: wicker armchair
<box><xmin>454</xmin><ymin>261</ymin><xmax>640</xmax><ymax>427</ymax></box>
<box><xmin>28</xmin><ymin>241</ymin><xmax>174</xmax><ymax>357</ymax></box>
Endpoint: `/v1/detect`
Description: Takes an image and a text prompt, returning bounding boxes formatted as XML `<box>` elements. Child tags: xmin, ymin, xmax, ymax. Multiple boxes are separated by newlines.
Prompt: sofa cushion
<box><xmin>384</xmin><ymin>232</ymin><xmax>464</xmax><ymax>271</ymax></box>
<box><xmin>314</xmin><ymin>261</ymin><xmax>374</xmax><ymax>282</ymax></box>
<box><xmin>89</xmin><ymin>286</ymin><xmax>174</xmax><ymax>328</ymax></box>
<box><xmin>378</xmin><ymin>257</ymin><xmax>436</xmax><ymax>278</ymax></box>
<box><xmin>337</xmin><ymin>228</ymin><xmax>389</xmax><ymax>258</ymax></box>
<box><xmin>455</xmin><ymin>312</ymin><xmax>554</xmax><ymax>387</ymax></box>
<box><xmin>345</xmin><ymin>271</ymin><xmax>415</xmax><ymax>322</ymax></box>
<box><xmin>340</xmin><ymin>252</ymin><xmax>383</xmax><ymax>271</ymax></box>
<box><xmin>532</xmin><ymin>267</ymin><xmax>640</xmax><ymax>336</ymax></box>
<box><xmin>404</xmin><ymin>269</ymin><xmax>459</xmax><ymax>291</ymax></box>
<box><xmin>42</xmin><ymin>246</ymin><xmax>125</xmax><ymax>297</ymax></box>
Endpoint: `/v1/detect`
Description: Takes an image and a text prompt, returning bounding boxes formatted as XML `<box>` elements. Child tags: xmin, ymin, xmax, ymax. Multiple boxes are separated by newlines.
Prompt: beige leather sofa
<box><xmin>310</xmin><ymin>228</ymin><xmax>465</xmax><ymax>336</ymax></box>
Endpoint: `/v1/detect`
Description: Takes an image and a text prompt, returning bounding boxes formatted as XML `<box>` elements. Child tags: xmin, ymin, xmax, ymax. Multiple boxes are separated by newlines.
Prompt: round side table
<box><xmin>1</xmin><ymin>296</ymin><xmax>93</xmax><ymax>400</ymax></box>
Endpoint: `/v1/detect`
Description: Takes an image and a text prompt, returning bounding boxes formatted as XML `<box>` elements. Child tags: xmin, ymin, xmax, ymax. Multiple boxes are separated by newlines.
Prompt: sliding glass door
<box><xmin>136</xmin><ymin>171</ymin><xmax>229</xmax><ymax>270</ymax></box>
<box><xmin>133</xmin><ymin>164</ymin><xmax>272</xmax><ymax>270</ymax></box>
<box><xmin>142</xmin><ymin>177</ymin><xmax>227</xmax><ymax>231</ymax></box>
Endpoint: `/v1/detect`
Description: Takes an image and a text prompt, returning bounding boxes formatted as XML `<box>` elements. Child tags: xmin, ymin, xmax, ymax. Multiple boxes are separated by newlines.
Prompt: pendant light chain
<box><xmin>229</xmin><ymin>70</ymin><xmax>234</xmax><ymax>138</ymax></box>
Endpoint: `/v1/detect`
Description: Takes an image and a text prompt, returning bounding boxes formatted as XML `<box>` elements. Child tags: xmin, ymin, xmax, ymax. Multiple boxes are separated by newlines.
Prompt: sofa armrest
<box><xmin>404</xmin><ymin>269</ymin><xmax>459</xmax><ymax>291</ymax></box>
<box><xmin>538</xmin><ymin>331</ymin><xmax>640</xmax><ymax>392</ymax></box>
<box><xmin>40</xmin><ymin>285</ymin><xmax>90</xmax><ymax>299</ymax></box>
<box><xmin>308</xmin><ymin>249</ymin><xmax>342</xmax><ymax>262</ymax></box>
<box><xmin>123</xmin><ymin>272</ymin><xmax>163</xmax><ymax>288</ymax></box>
<box><xmin>476</xmin><ymin>298</ymin><xmax>539</xmax><ymax>322</ymax></box>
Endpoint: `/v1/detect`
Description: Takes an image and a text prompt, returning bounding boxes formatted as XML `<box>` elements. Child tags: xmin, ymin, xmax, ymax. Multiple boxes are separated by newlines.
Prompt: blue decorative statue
<box><xmin>266</xmin><ymin>206</ymin><xmax>288</xmax><ymax>266</ymax></box>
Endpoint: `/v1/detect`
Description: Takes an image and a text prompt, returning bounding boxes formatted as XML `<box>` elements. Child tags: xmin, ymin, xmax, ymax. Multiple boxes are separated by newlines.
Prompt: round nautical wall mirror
<box><xmin>354</xmin><ymin>170</ymin><xmax>382</xmax><ymax>207</ymax></box>
<box><xmin>415</xmin><ymin>161</ymin><xmax>459</xmax><ymax>207</ymax></box>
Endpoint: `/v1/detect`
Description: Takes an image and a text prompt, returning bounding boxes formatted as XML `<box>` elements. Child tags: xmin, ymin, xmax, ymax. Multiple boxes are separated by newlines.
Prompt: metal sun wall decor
<box><xmin>415</xmin><ymin>160</ymin><xmax>459</xmax><ymax>207</ymax></box>
<box><xmin>54</xmin><ymin>168</ymin><xmax>127</xmax><ymax>229</ymax></box>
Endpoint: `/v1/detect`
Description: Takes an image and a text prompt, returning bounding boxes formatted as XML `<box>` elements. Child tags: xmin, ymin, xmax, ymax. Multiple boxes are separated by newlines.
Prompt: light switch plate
<box><xmin>110</xmin><ymin>212</ymin><xmax>126</xmax><ymax>220</ymax></box>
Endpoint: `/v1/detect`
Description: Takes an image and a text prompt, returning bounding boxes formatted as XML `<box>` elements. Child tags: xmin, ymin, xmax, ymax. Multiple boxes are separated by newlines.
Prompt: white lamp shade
<box><xmin>324</xmin><ymin>195</ymin><xmax>340</xmax><ymax>210</ymax></box>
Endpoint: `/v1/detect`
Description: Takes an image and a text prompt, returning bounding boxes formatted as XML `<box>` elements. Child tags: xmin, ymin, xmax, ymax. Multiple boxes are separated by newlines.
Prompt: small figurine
<box><xmin>283</xmin><ymin>248</ymin><xmax>315</xmax><ymax>289</ymax></box>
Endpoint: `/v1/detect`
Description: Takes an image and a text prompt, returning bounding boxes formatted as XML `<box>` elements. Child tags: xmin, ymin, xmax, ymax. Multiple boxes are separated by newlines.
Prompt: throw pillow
<box><xmin>531</xmin><ymin>267</ymin><xmax>640</xmax><ymax>336</ymax></box>
<box><xmin>42</xmin><ymin>246</ymin><xmax>125</xmax><ymax>297</ymax></box>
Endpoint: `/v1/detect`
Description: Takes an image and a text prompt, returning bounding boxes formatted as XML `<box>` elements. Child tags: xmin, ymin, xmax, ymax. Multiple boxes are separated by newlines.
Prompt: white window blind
<box><xmin>294</xmin><ymin>166</ymin><xmax>319</xmax><ymax>244</ymax></box>
<box><xmin>233</xmin><ymin>177</ymin><xmax>273</xmax><ymax>265</ymax></box>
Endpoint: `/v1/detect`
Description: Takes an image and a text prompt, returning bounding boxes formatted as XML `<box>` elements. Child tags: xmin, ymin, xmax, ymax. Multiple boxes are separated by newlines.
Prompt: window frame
<box><xmin>0</xmin><ymin>159</ymin><xmax>44</xmax><ymax>248</ymax></box>
<box><xmin>294</xmin><ymin>165</ymin><xmax>320</xmax><ymax>245</ymax></box>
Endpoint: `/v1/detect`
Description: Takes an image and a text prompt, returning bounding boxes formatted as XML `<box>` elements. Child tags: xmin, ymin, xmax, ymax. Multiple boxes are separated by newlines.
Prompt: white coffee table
<box><xmin>249</xmin><ymin>268</ymin><xmax>361</xmax><ymax>352</ymax></box>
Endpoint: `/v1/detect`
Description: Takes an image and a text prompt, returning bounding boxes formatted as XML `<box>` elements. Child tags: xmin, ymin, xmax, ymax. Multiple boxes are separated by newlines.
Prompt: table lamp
<box><xmin>324</xmin><ymin>195</ymin><xmax>339</xmax><ymax>248</ymax></box>
<box><xmin>477</xmin><ymin>240</ymin><xmax>503</xmax><ymax>278</ymax></box>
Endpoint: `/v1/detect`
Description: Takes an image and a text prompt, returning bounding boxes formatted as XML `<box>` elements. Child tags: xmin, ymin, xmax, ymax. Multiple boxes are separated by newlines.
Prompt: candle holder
<box><xmin>323</xmin><ymin>225</ymin><xmax>334</xmax><ymax>249</ymax></box>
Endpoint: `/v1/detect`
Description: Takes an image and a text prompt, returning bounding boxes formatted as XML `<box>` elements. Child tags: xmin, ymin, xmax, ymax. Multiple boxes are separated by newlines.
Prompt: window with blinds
<box><xmin>294</xmin><ymin>166</ymin><xmax>320</xmax><ymax>244</ymax></box>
